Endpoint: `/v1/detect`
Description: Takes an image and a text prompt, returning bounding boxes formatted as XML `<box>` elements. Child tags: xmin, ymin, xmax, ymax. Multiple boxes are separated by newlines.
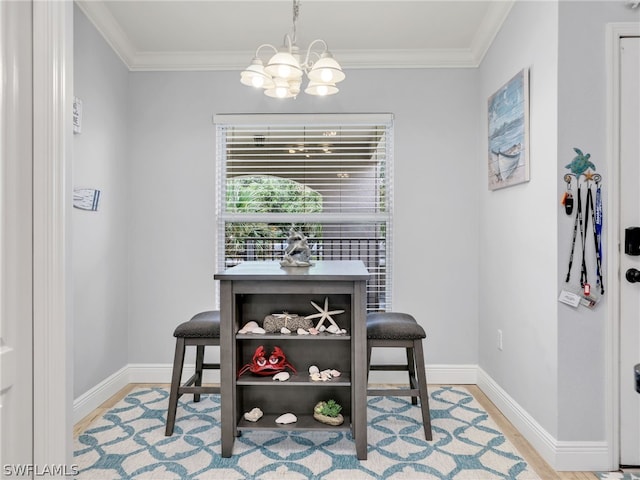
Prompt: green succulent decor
<box><xmin>313</xmin><ymin>400</ymin><xmax>344</xmax><ymax>426</ymax></box>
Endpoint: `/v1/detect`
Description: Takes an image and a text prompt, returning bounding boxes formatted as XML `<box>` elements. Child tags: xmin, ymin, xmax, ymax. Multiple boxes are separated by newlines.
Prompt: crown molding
<box><xmin>75</xmin><ymin>0</ymin><xmax>136</xmax><ymax>67</ymax></box>
<box><xmin>470</xmin><ymin>1</ymin><xmax>515</xmax><ymax>66</ymax></box>
<box><xmin>76</xmin><ymin>0</ymin><xmax>515</xmax><ymax>71</ymax></box>
<box><xmin>127</xmin><ymin>48</ymin><xmax>480</xmax><ymax>72</ymax></box>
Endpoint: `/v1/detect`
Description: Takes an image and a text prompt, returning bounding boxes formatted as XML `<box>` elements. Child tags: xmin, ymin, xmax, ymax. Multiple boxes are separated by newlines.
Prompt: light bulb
<box><xmin>320</xmin><ymin>69</ymin><xmax>333</xmax><ymax>82</ymax></box>
<box><xmin>251</xmin><ymin>76</ymin><xmax>264</xmax><ymax>88</ymax></box>
<box><xmin>278</xmin><ymin>65</ymin><xmax>291</xmax><ymax>78</ymax></box>
<box><xmin>316</xmin><ymin>85</ymin><xmax>328</xmax><ymax>96</ymax></box>
<box><xmin>276</xmin><ymin>86</ymin><xmax>288</xmax><ymax>98</ymax></box>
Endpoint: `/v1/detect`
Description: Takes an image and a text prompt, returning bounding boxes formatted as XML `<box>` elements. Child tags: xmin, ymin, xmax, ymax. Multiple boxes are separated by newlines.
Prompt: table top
<box><xmin>214</xmin><ymin>260</ymin><xmax>370</xmax><ymax>281</ymax></box>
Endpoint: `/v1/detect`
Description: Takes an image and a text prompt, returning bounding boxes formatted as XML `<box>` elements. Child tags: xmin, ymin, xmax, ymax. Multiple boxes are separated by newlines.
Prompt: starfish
<box><xmin>304</xmin><ymin>297</ymin><xmax>344</xmax><ymax>330</ymax></box>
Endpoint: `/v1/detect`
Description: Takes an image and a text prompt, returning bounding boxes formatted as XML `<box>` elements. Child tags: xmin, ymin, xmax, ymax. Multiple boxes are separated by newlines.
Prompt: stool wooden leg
<box><xmin>194</xmin><ymin>345</ymin><xmax>204</xmax><ymax>403</ymax></box>
<box><xmin>406</xmin><ymin>346</ymin><xmax>418</xmax><ymax>405</ymax></box>
<box><xmin>166</xmin><ymin>338</ymin><xmax>186</xmax><ymax>436</ymax></box>
<box><xmin>413</xmin><ymin>339</ymin><xmax>432</xmax><ymax>440</ymax></box>
<box><xmin>366</xmin><ymin>345</ymin><xmax>372</xmax><ymax>382</ymax></box>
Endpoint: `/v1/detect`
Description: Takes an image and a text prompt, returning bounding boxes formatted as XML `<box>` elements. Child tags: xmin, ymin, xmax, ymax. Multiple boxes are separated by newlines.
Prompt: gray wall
<box><xmin>125</xmin><ymin>67</ymin><xmax>480</xmax><ymax>365</ymax></box>
<box><xmin>73</xmin><ymin>5</ymin><xmax>130</xmax><ymax>397</ymax></box>
<box><xmin>478</xmin><ymin>0</ymin><xmax>560</xmax><ymax>438</ymax></box>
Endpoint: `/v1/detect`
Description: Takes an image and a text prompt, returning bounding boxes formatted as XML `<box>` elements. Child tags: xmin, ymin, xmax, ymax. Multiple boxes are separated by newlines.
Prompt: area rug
<box><xmin>74</xmin><ymin>386</ymin><xmax>540</xmax><ymax>479</ymax></box>
<box><xmin>598</xmin><ymin>474</ymin><xmax>640</xmax><ymax>479</ymax></box>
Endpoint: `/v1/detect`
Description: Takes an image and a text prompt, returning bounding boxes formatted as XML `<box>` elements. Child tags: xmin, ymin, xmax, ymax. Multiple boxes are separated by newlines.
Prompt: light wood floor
<box><xmin>74</xmin><ymin>383</ymin><xmax>602</xmax><ymax>480</ymax></box>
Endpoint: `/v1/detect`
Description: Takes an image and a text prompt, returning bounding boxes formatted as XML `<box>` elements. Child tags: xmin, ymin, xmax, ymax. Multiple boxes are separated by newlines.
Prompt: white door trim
<box><xmin>606</xmin><ymin>21</ymin><xmax>640</xmax><ymax>470</ymax></box>
<box><xmin>32</xmin><ymin>0</ymin><xmax>73</xmax><ymax>467</ymax></box>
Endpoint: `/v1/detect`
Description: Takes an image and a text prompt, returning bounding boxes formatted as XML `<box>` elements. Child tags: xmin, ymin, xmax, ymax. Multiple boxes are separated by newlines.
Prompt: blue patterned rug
<box><xmin>598</xmin><ymin>474</ymin><xmax>640</xmax><ymax>479</ymax></box>
<box><xmin>74</xmin><ymin>386</ymin><xmax>540</xmax><ymax>479</ymax></box>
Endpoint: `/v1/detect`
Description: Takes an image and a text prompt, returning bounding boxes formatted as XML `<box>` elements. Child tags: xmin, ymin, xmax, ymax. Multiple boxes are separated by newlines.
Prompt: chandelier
<box><xmin>240</xmin><ymin>0</ymin><xmax>345</xmax><ymax>98</ymax></box>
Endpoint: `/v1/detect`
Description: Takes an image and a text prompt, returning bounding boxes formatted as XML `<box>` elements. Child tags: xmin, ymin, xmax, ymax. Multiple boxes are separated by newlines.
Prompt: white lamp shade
<box><xmin>240</xmin><ymin>59</ymin><xmax>274</xmax><ymax>89</ymax></box>
<box><xmin>265</xmin><ymin>78</ymin><xmax>297</xmax><ymax>98</ymax></box>
<box><xmin>307</xmin><ymin>54</ymin><xmax>345</xmax><ymax>84</ymax></box>
<box><xmin>304</xmin><ymin>81</ymin><xmax>338</xmax><ymax>96</ymax></box>
<box><xmin>265</xmin><ymin>51</ymin><xmax>303</xmax><ymax>80</ymax></box>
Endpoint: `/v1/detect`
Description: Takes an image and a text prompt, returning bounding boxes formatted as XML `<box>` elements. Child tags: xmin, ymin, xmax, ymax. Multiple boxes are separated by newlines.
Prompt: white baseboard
<box><xmin>477</xmin><ymin>367</ymin><xmax>612</xmax><ymax>471</ymax></box>
<box><xmin>73</xmin><ymin>366</ymin><xmax>129</xmax><ymax>424</ymax></box>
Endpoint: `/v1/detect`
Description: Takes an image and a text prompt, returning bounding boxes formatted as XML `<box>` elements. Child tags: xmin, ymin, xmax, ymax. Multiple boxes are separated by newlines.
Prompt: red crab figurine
<box><xmin>237</xmin><ymin>345</ymin><xmax>297</xmax><ymax>377</ymax></box>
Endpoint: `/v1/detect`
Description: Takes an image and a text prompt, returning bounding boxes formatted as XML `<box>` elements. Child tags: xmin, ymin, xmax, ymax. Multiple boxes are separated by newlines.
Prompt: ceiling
<box><xmin>75</xmin><ymin>0</ymin><xmax>515</xmax><ymax>71</ymax></box>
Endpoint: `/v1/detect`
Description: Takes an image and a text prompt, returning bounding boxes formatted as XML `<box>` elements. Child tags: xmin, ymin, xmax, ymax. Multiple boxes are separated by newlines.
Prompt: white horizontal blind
<box><xmin>215</xmin><ymin>114</ymin><xmax>393</xmax><ymax>311</ymax></box>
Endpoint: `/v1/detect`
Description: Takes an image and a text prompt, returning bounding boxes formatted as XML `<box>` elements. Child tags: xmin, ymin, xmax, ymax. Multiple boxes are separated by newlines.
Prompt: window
<box><xmin>215</xmin><ymin>114</ymin><xmax>394</xmax><ymax>311</ymax></box>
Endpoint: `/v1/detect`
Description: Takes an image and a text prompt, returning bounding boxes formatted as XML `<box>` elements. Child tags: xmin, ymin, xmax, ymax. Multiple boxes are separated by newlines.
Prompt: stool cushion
<box><xmin>173</xmin><ymin>311</ymin><xmax>220</xmax><ymax>338</ymax></box>
<box><xmin>366</xmin><ymin>312</ymin><xmax>425</xmax><ymax>340</ymax></box>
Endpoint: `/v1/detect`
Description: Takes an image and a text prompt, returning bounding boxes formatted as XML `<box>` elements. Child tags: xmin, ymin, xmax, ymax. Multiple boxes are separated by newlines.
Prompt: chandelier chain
<box><xmin>292</xmin><ymin>0</ymin><xmax>300</xmax><ymax>43</ymax></box>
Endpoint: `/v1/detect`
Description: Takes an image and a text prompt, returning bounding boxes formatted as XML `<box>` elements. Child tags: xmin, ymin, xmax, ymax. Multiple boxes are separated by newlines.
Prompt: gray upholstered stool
<box><xmin>366</xmin><ymin>312</ymin><xmax>433</xmax><ymax>440</ymax></box>
<box><xmin>165</xmin><ymin>311</ymin><xmax>221</xmax><ymax>436</ymax></box>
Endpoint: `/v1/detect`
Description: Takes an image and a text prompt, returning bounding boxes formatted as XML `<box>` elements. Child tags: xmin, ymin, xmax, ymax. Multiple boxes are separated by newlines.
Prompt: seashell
<box><xmin>252</xmin><ymin>327</ymin><xmax>266</xmax><ymax>334</ymax></box>
<box><xmin>297</xmin><ymin>328</ymin><xmax>309</xmax><ymax>335</ymax></box>
<box><xmin>326</xmin><ymin>325</ymin><xmax>340</xmax><ymax>334</ymax></box>
<box><xmin>308</xmin><ymin>328</ymin><xmax>319</xmax><ymax>335</ymax></box>
<box><xmin>309</xmin><ymin>365</ymin><xmax>319</xmax><ymax>374</ymax></box>
<box><xmin>275</xmin><ymin>413</ymin><xmax>297</xmax><ymax>424</ymax></box>
<box><xmin>320</xmin><ymin>371</ymin><xmax>332</xmax><ymax>381</ymax></box>
<box><xmin>273</xmin><ymin>372</ymin><xmax>290</xmax><ymax>382</ymax></box>
<box><xmin>318</xmin><ymin>325</ymin><xmax>326</xmax><ymax>332</ymax></box>
<box><xmin>239</xmin><ymin>321</ymin><xmax>259</xmax><ymax>334</ymax></box>
<box><xmin>281</xmin><ymin>327</ymin><xmax>291</xmax><ymax>334</ymax></box>
<box><xmin>340</xmin><ymin>329</ymin><xmax>347</xmax><ymax>334</ymax></box>
<box><xmin>330</xmin><ymin>369</ymin><xmax>341</xmax><ymax>377</ymax></box>
<box><xmin>244</xmin><ymin>407</ymin><xmax>263</xmax><ymax>422</ymax></box>
<box><xmin>310</xmin><ymin>372</ymin><xmax>322</xmax><ymax>381</ymax></box>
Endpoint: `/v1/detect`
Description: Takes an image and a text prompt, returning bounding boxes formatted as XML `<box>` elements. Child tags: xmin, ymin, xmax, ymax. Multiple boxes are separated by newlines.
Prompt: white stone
<box><xmin>281</xmin><ymin>327</ymin><xmax>291</xmax><ymax>334</ymax></box>
<box><xmin>308</xmin><ymin>365</ymin><xmax>319</xmax><ymax>375</ymax></box>
<box><xmin>238</xmin><ymin>321</ymin><xmax>259</xmax><ymax>334</ymax></box>
<box><xmin>273</xmin><ymin>372</ymin><xmax>290</xmax><ymax>382</ymax></box>
<box><xmin>326</xmin><ymin>325</ymin><xmax>340</xmax><ymax>334</ymax></box>
<box><xmin>275</xmin><ymin>413</ymin><xmax>297</xmax><ymax>424</ymax></box>
<box><xmin>244</xmin><ymin>407</ymin><xmax>263</xmax><ymax>422</ymax></box>
<box><xmin>297</xmin><ymin>328</ymin><xmax>309</xmax><ymax>335</ymax></box>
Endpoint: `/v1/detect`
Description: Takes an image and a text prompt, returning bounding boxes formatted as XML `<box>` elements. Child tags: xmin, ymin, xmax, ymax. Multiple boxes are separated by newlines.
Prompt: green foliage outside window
<box><xmin>225</xmin><ymin>176</ymin><xmax>323</xmax><ymax>259</ymax></box>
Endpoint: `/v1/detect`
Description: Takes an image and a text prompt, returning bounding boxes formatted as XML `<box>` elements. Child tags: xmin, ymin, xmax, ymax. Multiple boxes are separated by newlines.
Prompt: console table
<box><xmin>214</xmin><ymin>260</ymin><xmax>369</xmax><ymax>459</ymax></box>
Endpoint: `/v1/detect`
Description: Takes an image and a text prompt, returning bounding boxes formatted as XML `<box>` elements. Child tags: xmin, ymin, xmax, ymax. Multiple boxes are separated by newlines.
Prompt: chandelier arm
<box><xmin>255</xmin><ymin>43</ymin><xmax>279</xmax><ymax>58</ymax></box>
<box><xmin>303</xmin><ymin>39</ymin><xmax>328</xmax><ymax>67</ymax></box>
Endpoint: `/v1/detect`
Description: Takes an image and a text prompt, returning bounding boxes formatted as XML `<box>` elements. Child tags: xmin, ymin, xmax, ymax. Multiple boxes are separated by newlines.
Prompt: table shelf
<box><xmin>237</xmin><ymin>414</ymin><xmax>351</xmax><ymax>433</ymax></box>
<box><xmin>215</xmin><ymin>260</ymin><xmax>369</xmax><ymax>459</ymax></box>
<box><xmin>237</xmin><ymin>373</ymin><xmax>351</xmax><ymax>387</ymax></box>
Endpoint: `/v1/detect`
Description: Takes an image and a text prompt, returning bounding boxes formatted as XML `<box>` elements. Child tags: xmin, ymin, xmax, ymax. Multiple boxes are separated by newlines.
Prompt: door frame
<box><xmin>32</xmin><ymin>0</ymin><xmax>73</xmax><ymax>467</ymax></box>
<box><xmin>606</xmin><ymin>22</ymin><xmax>640</xmax><ymax>470</ymax></box>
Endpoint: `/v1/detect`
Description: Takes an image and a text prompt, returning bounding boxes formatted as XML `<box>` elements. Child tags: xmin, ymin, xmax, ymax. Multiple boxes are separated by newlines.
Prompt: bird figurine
<box><xmin>565</xmin><ymin>148</ymin><xmax>595</xmax><ymax>177</ymax></box>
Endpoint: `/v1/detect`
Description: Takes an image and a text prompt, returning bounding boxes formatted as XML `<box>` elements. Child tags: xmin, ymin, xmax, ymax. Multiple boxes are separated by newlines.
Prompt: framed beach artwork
<box><xmin>488</xmin><ymin>68</ymin><xmax>530</xmax><ymax>190</ymax></box>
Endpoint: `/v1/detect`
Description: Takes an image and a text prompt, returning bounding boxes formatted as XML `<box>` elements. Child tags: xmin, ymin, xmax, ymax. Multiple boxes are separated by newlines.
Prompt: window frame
<box><xmin>214</xmin><ymin>113</ymin><xmax>394</xmax><ymax>312</ymax></box>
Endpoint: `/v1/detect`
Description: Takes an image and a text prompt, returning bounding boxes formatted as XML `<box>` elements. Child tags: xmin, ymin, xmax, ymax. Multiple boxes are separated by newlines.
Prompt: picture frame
<box><xmin>487</xmin><ymin>68</ymin><xmax>530</xmax><ymax>190</ymax></box>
